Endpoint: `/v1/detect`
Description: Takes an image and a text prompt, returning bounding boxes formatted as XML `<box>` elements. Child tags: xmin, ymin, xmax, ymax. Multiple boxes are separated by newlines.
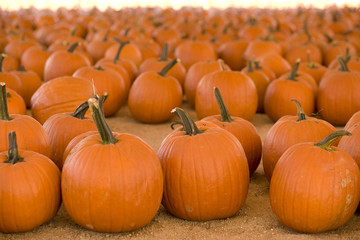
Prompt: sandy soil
<box><xmin>1</xmin><ymin>101</ymin><xmax>360</xmax><ymax>240</ymax></box>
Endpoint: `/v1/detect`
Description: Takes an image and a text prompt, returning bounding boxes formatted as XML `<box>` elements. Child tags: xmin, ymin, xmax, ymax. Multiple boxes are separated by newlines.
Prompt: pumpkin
<box><xmin>264</xmin><ymin>60</ymin><xmax>315</xmax><ymax>122</ymax></box>
<box><xmin>20</xmin><ymin>45</ymin><xmax>50</xmax><ymax>80</ymax></box>
<box><xmin>31</xmin><ymin>76</ymin><xmax>94</xmax><ymax>124</ymax></box>
<box><xmin>158</xmin><ymin>107</ymin><xmax>249</xmax><ymax>221</ymax></box>
<box><xmin>241</xmin><ymin>60</ymin><xmax>270</xmax><ymax>113</ymax></box>
<box><xmin>184</xmin><ymin>59</ymin><xmax>230</xmax><ymax>107</ymax></box>
<box><xmin>43</xmin><ymin>99</ymin><xmax>97</xmax><ymax>169</ymax></box>
<box><xmin>4</xmin><ymin>87</ymin><xmax>26</xmax><ymax>115</ymax></box>
<box><xmin>0</xmin><ymin>55</ymin><xmax>22</xmax><ymax>94</ymax></box>
<box><xmin>218</xmin><ymin>39</ymin><xmax>249</xmax><ymax>71</ymax></box>
<box><xmin>243</xmin><ymin>38</ymin><xmax>283</xmax><ymax>61</ymax></box>
<box><xmin>62</xmin><ymin>97</ymin><xmax>163</xmax><ymax>232</ymax></box>
<box><xmin>0</xmin><ymin>82</ymin><xmax>52</xmax><ymax>157</ymax></box>
<box><xmin>138</xmin><ymin>43</ymin><xmax>186</xmax><ymax>88</ymax></box>
<box><xmin>174</xmin><ymin>39</ymin><xmax>217</xmax><ymax>70</ymax></box>
<box><xmin>43</xmin><ymin>42</ymin><xmax>91</xmax><ymax>82</ymax></box>
<box><xmin>317</xmin><ymin>57</ymin><xmax>360</xmax><ymax>125</ymax></box>
<box><xmin>0</xmin><ymin>131</ymin><xmax>61</xmax><ymax>233</ymax></box>
<box><xmin>85</xmin><ymin>29</ymin><xmax>115</xmax><ymax>62</ymax></box>
<box><xmin>73</xmin><ymin>65</ymin><xmax>127</xmax><ymax>117</ymax></box>
<box><xmin>10</xmin><ymin>66</ymin><xmax>42</xmax><ymax>107</ymax></box>
<box><xmin>128</xmin><ymin>59</ymin><xmax>183</xmax><ymax>123</ymax></box>
<box><xmin>270</xmin><ymin>130</ymin><xmax>360</xmax><ymax>233</ymax></box>
<box><xmin>104</xmin><ymin>38</ymin><xmax>143</xmax><ymax>67</ymax></box>
<box><xmin>263</xmin><ymin>99</ymin><xmax>337</xmax><ymax>182</ymax></box>
<box><xmin>201</xmin><ymin>87</ymin><xmax>262</xmax><ymax>175</ymax></box>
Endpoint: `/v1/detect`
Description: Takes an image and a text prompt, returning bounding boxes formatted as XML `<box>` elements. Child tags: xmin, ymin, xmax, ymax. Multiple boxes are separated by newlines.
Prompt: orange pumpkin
<box><xmin>270</xmin><ymin>130</ymin><xmax>360</xmax><ymax>233</ymax></box>
<box><xmin>31</xmin><ymin>76</ymin><xmax>94</xmax><ymax>124</ymax></box>
<box><xmin>0</xmin><ymin>83</ymin><xmax>52</xmax><ymax>158</ymax></box>
<box><xmin>43</xmin><ymin>99</ymin><xmax>97</xmax><ymax>169</ymax></box>
<box><xmin>195</xmin><ymin>61</ymin><xmax>258</xmax><ymax>120</ymax></box>
<box><xmin>263</xmin><ymin>99</ymin><xmax>336</xmax><ymax>182</ymax></box>
<box><xmin>201</xmin><ymin>88</ymin><xmax>262</xmax><ymax>175</ymax></box>
<box><xmin>62</xmin><ymin>97</ymin><xmax>163</xmax><ymax>232</ymax></box>
<box><xmin>20</xmin><ymin>45</ymin><xmax>50</xmax><ymax>79</ymax></box>
<box><xmin>0</xmin><ymin>131</ymin><xmax>61</xmax><ymax>233</ymax></box>
<box><xmin>158</xmin><ymin>107</ymin><xmax>249</xmax><ymax>221</ymax></box>
<box><xmin>43</xmin><ymin>42</ymin><xmax>91</xmax><ymax>82</ymax></box>
<box><xmin>128</xmin><ymin>59</ymin><xmax>183</xmax><ymax>123</ymax></box>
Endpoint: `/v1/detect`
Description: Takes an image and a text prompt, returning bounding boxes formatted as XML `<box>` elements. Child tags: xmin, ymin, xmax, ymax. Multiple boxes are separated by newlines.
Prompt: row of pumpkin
<box><xmin>1</xmin><ymin>79</ymin><xmax>360</xmax><ymax>234</ymax></box>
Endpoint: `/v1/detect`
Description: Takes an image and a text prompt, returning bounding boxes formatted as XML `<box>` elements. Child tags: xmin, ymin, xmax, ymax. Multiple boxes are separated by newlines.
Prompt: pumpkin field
<box><xmin>1</xmin><ymin>4</ymin><xmax>360</xmax><ymax>240</ymax></box>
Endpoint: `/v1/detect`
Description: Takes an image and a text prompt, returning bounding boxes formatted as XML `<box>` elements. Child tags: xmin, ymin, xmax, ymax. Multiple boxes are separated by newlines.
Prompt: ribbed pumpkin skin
<box><xmin>62</xmin><ymin>133</ymin><xmax>163</xmax><ymax>233</ymax></box>
<box><xmin>0</xmin><ymin>150</ymin><xmax>61</xmax><ymax>233</ymax></box>
<box><xmin>43</xmin><ymin>113</ymin><xmax>96</xmax><ymax>169</ymax></box>
<box><xmin>338</xmin><ymin>123</ymin><xmax>360</xmax><ymax>166</ymax></box>
<box><xmin>270</xmin><ymin>143</ymin><xmax>360</xmax><ymax>233</ymax></box>
<box><xmin>195</xmin><ymin>71</ymin><xmax>257</xmax><ymax>120</ymax></box>
<box><xmin>31</xmin><ymin>77</ymin><xmax>94</xmax><ymax>124</ymax></box>
<box><xmin>158</xmin><ymin>125</ymin><xmax>249</xmax><ymax>221</ymax></box>
<box><xmin>262</xmin><ymin>115</ymin><xmax>336</xmax><ymax>182</ymax></box>
<box><xmin>264</xmin><ymin>80</ymin><xmax>315</xmax><ymax>122</ymax></box>
<box><xmin>0</xmin><ymin>115</ymin><xmax>52</xmax><ymax>158</ymax></box>
<box><xmin>201</xmin><ymin>115</ymin><xmax>262</xmax><ymax>175</ymax></box>
<box><xmin>345</xmin><ymin>111</ymin><xmax>360</xmax><ymax>130</ymax></box>
<box><xmin>317</xmin><ymin>70</ymin><xmax>360</xmax><ymax>126</ymax></box>
<box><xmin>128</xmin><ymin>72</ymin><xmax>183</xmax><ymax>123</ymax></box>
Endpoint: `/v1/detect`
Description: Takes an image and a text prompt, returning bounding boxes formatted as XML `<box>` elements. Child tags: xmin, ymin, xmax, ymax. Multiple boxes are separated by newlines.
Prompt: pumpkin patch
<box><xmin>0</xmin><ymin>3</ymin><xmax>360</xmax><ymax>239</ymax></box>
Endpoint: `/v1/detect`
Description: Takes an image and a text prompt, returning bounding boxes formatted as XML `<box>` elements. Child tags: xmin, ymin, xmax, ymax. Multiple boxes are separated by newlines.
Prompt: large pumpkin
<box><xmin>62</xmin><ymin>97</ymin><xmax>163</xmax><ymax>232</ymax></box>
<box><xmin>270</xmin><ymin>130</ymin><xmax>360</xmax><ymax>233</ymax></box>
<box><xmin>158</xmin><ymin>107</ymin><xmax>249</xmax><ymax>221</ymax></box>
<box><xmin>0</xmin><ymin>131</ymin><xmax>61</xmax><ymax>233</ymax></box>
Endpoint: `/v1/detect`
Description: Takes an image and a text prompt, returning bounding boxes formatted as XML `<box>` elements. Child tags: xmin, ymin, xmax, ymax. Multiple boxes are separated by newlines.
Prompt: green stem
<box><xmin>112</xmin><ymin>38</ymin><xmax>130</xmax><ymax>63</ymax></box>
<box><xmin>218</xmin><ymin>59</ymin><xmax>226</xmax><ymax>71</ymax></box>
<box><xmin>70</xmin><ymin>100</ymin><xmax>89</xmax><ymax>119</ymax></box>
<box><xmin>306</xmin><ymin>50</ymin><xmax>317</xmax><ymax>69</ymax></box>
<box><xmin>214</xmin><ymin>87</ymin><xmax>233</xmax><ymax>122</ymax></box>
<box><xmin>19</xmin><ymin>65</ymin><xmax>26</xmax><ymax>72</ymax></box>
<box><xmin>159</xmin><ymin>43</ymin><xmax>168</xmax><ymax>61</ymax></box>
<box><xmin>171</xmin><ymin>107</ymin><xmax>202</xmax><ymax>136</ymax></box>
<box><xmin>103</xmin><ymin>29</ymin><xmax>110</xmax><ymax>42</ymax></box>
<box><xmin>314</xmin><ymin>130</ymin><xmax>351</xmax><ymax>151</ymax></box>
<box><xmin>254</xmin><ymin>60</ymin><xmax>262</xmax><ymax>70</ymax></box>
<box><xmin>70</xmin><ymin>26</ymin><xmax>77</xmax><ymax>36</ymax></box>
<box><xmin>4</xmin><ymin>131</ymin><xmax>23</xmax><ymax>164</ymax></box>
<box><xmin>338</xmin><ymin>57</ymin><xmax>349</xmax><ymax>72</ymax></box>
<box><xmin>158</xmin><ymin>58</ymin><xmax>178</xmax><ymax>77</ymax></box>
<box><xmin>247</xmin><ymin>60</ymin><xmax>254</xmax><ymax>73</ymax></box>
<box><xmin>96</xmin><ymin>66</ymin><xmax>105</xmax><ymax>71</ymax></box>
<box><xmin>0</xmin><ymin>83</ymin><xmax>11</xmax><ymax>121</ymax></box>
<box><xmin>67</xmin><ymin>42</ymin><xmax>79</xmax><ymax>53</ymax></box>
<box><xmin>287</xmin><ymin>60</ymin><xmax>300</xmax><ymax>81</ymax></box>
<box><xmin>0</xmin><ymin>54</ymin><xmax>4</xmax><ymax>72</ymax></box>
<box><xmin>290</xmin><ymin>99</ymin><xmax>307</xmax><ymax>121</ymax></box>
<box><xmin>88</xmin><ymin>97</ymin><xmax>118</xmax><ymax>145</ymax></box>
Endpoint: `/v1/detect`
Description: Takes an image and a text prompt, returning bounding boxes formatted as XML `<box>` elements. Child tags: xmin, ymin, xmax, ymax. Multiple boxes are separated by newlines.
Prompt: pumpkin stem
<box><xmin>222</xmin><ymin>23</ymin><xmax>231</xmax><ymax>34</ymax></box>
<box><xmin>338</xmin><ymin>57</ymin><xmax>350</xmax><ymax>72</ymax></box>
<box><xmin>171</xmin><ymin>107</ymin><xmax>203</xmax><ymax>136</ymax></box>
<box><xmin>70</xmin><ymin>100</ymin><xmax>90</xmax><ymax>119</ymax></box>
<box><xmin>3</xmin><ymin>131</ymin><xmax>23</xmax><ymax>164</ymax></box>
<box><xmin>214</xmin><ymin>87</ymin><xmax>233</xmax><ymax>122</ymax></box>
<box><xmin>325</xmin><ymin>34</ymin><xmax>333</xmax><ymax>43</ymax></box>
<box><xmin>314</xmin><ymin>130</ymin><xmax>351</xmax><ymax>151</ymax></box>
<box><xmin>103</xmin><ymin>29</ymin><xmax>110</xmax><ymax>42</ymax></box>
<box><xmin>96</xmin><ymin>65</ymin><xmax>105</xmax><ymax>71</ymax></box>
<box><xmin>0</xmin><ymin>83</ymin><xmax>11</xmax><ymax>121</ymax></box>
<box><xmin>158</xmin><ymin>58</ymin><xmax>178</xmax><ymax>77</ymax></box>
<box><xmin>67</xmin><ymin>42</ymin><xmax>79</xmax><ymax>53</ymax></box>
<box><xmin>18</xmin><ymin>65</ymin><xmax>26</xmax><ymax>72</ymax></box>
<box><xmin>88</xmin><ymin>97</ymin><xmax>118</xmax><ymax>145</ymax></box>
<box><xmin>217</xmin><ymin>59</ymin><xmax>226</xmax><ymax>71</ymax></box>
<box><xmin>253</xmin><ymin>60</ymin><xmax>262</xmax><ymax>70</ymax></box>
<box><xmin>112</xmin><ymin>38</ymin><xmax>130</xmax><ymax>63</ymax></box>
<box><xmin>159</xmin><ymin>43</ymin><xmax>168</xmax><ymax>61</ymax></box>
<box><xmin>247</xmin><ymin>59</ymin><xmax>254</xmax><ymax>73</ymax></box>
<box><xmin>306</xmin><ymin>50</ymin><xmax>317</xmax><ymax>69</ymax></box>
<box><xmin>0</xmin><ymin>54</ymin><xmax>4</xmax><ymax>72</ymax></box>
<box><xmin>290</xmin><ymin>99</ymin><xmax>307</xmax><ymax>121</ymax></box>
<box><xmin>287</xmin><ymin>59</ymin><xmax>300</xmax><ymax>81</ymax></box>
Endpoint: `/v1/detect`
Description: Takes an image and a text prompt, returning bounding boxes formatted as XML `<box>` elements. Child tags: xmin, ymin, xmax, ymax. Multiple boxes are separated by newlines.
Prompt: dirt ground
<box><xmin>1</xmin><ymin>101</ymin><xmax>360</xmax><ymax>240</ymax></box>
